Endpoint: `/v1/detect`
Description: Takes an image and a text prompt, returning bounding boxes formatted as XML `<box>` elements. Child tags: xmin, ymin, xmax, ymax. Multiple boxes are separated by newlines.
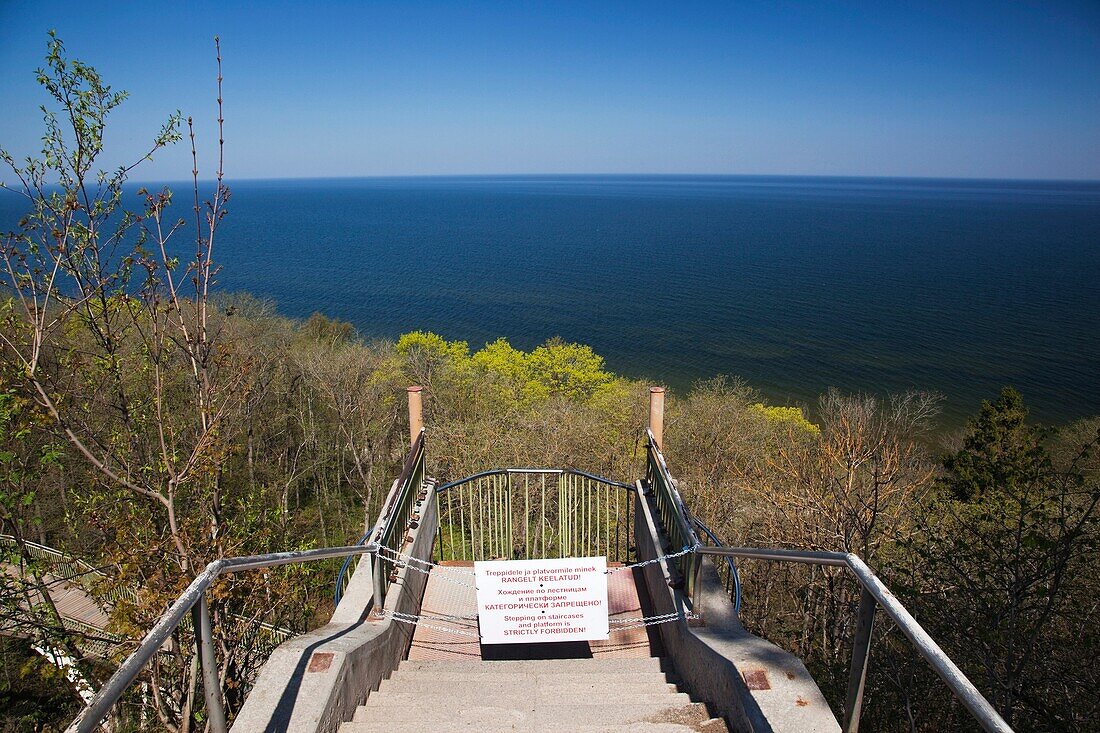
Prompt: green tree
<box><xmin>944</xmin><ymin>387</ymin><xmax>1050</xmax><ymax>502</ymax></box>
<box><xmin>0</xmin><ymin>34</ymin><xmax>275</xmax><ymax>731</ymax></box>
<box><xmin>895</xmin><ymin>388</ymin><xmax>1100</xmax><ymax>730</ymax></box>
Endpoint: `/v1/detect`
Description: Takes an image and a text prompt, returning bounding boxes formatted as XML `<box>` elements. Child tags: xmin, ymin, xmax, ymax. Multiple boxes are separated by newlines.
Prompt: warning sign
<box><xmin>474</xmin><ymin>556</ymin><xmax>609</xmax><ymax>644</ymax></box>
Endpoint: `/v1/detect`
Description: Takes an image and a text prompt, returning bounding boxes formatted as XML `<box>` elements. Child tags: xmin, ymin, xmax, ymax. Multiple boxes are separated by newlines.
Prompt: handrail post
<box><xmin>372</xmin><ymin>552</ymin><xmax>385</xmax><ymax>615</ymax></box>
<box><xmin>407</xmin><ymin>386</ymin><xmax>423</xmax><ymax>447</ymax></box>
<box><xmin>648</xmin><ymin>387</ymin><xmax>665</xmax><ymax>450</ymax></box>
<box><xmin>843</xmin><ymin>586</ymin><xmax>876</xmax><ymax>732</ymax></box>
<box><xmin>192</xmin><ymin>593</ymin><xmax>228</xmax><ymax>733</ymax></box>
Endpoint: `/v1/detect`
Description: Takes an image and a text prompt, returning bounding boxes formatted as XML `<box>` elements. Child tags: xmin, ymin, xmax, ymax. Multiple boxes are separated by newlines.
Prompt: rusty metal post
<box><xmin>648</xmin><ymin>387</ymin><xmax>666</xmax><ymax>449</ymax></box>
<box><xmin>407</xmin><ymin>386</ymin><xmax>423</xmax><ymax>446</ymax></box>
<box><xmin>372</xmin><ymin>552</ymin><xmax>385</xmax><ymax>616</ymax></box>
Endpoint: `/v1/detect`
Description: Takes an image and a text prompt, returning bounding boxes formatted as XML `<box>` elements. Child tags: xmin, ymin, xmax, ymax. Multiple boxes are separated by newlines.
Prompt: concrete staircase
<box><xmin>339</xmin><ymin>658</ymin><xmax>730</xmax><ymax>733</ymax></box>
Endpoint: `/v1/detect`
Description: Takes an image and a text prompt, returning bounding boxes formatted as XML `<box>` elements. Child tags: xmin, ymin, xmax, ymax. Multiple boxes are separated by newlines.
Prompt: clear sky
<box><xmin>1</xmin><ymin>1</ymin><xmax>1098</xmax><ymax>180</ymax></box>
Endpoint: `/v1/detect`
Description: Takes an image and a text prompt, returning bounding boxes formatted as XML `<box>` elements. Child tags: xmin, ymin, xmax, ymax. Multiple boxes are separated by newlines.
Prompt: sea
<box><xmin>3</xmin><ymin>175</ymin><xmax>1099</xmax><ymax>427</ymax></box>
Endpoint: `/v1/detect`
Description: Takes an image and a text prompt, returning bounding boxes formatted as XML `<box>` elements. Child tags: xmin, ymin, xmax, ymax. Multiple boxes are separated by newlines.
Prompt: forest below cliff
<box><xmin>2</xmin><ymin>36</ymin><xmax>1098</xmax><ymax>733</ymax></box>
<box><xmin>2</xmin><ymin>305</ymin><xmax>1097</xmax><ymax>732</ymax></box>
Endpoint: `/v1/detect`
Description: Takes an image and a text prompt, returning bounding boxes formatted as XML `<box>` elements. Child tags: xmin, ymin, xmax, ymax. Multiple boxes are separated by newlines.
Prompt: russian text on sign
<box><xmin>474</xmin><ymin>556</ymin><xmax>609</xmax><ymax>644</ymax></box>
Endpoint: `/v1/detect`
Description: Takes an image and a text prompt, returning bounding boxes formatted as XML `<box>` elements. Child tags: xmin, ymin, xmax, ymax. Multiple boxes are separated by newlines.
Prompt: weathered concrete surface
<box><xmin>339</xmin><ymin>658</ymin><xmax>729</xmax><ymax>733</ymax></box>
<box><xmin>633</xmin><ymin>485</ymin><xmax>840</xmax><ymax>733</ymax></box>
<box><xmin>230</xmin><ymin>482</ymin><xmax>437</xmax><ymax>733</ymax></box>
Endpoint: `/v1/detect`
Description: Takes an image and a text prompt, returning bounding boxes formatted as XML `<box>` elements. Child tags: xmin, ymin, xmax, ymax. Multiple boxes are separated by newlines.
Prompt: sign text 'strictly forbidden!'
<box><xmin>474</xmin><ymin>556</ymin><xmax>608</xmax><ymax>644</ymax></box>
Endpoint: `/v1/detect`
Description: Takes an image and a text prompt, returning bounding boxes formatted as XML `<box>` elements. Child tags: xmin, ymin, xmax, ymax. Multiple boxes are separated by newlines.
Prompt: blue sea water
<box><xmin>3</xmin><ymin>175</ymin><xmax>1099</xmax><ymax>426</ymax></box>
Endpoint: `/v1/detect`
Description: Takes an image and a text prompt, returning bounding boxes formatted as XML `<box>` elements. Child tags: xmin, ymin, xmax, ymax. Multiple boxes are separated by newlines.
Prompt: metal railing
<box><xmin>366</xmin><ymin>429</ymin><xmax>426</xmax><ymax>609</ymax></box>
<box><xmin>694</xmin><ymin>546</ymin><xmax>1013</xmax><ymax>733</ymax></box>
<box><xmin>333</xmin><ymin>531</ymin><xmax>372</xmax><ymax>607</ymax></box>
<box><xmin>65</xmin><ymin>542</ymin><xmax>380</xmax><ymax>733</ymax></box>
<box><xmin>2</xmin><ymin>534</ymin><xmax>293</xmax><ymax>658</ymax></box>
<box><xmin>644</xmin><ymin>430</ymin><xmax>703</xmax><ymax>599</ymax></box>
<box><xmin>1</xmin><ymin>534</ymin><xmax>135</xmax><ymax>605</ymax></box>
<box><xmin>690</xmin><ymin>518</ymin><xmax>742</xmax><ymax>615</ymax></box>
<box><xmin>332</xmin><ymin>434</ymin><xmax>426</xmax><ymax>606</ymax></box>
<box><xmin>434</xmin><ymin>468</ymin><xmax>636</xmax><ymax>562</ymax></box>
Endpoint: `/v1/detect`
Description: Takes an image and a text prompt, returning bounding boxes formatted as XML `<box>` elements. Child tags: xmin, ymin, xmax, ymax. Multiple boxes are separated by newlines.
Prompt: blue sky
<box><xmin>1</xmin><ymin>1</ymin><xmax>1098</xmax><ymax>180</ymax></box>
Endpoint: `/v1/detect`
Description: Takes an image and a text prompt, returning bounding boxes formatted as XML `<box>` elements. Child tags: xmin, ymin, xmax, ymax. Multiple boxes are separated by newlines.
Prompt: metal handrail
<box><xmin>436</xmin><ymin>467</ymin><xmax>636</xmax><ymax>493</ymax></box>
<box><xmin>365</xmin><ymin>429</ymin><xmax>426</xmax><ymax>609</ymax></box>
<box><xmin>690</xmin><ymin>517</ymin><xmax>742</xmax><ymax>615</ymax></box>
<box><xmin>694</xmin><ymin>546</ymin><xmax>1014</xmax><ymax>733</ymax></box>
<box><xmin>66</xmin><ymin>542</ymin><xmax>380</xmax><ymax>733</ymax></box>
<box><xmin>644</xmin><ymin>430</ymin><xmax>703</xmax><ymax>598</ymax></box>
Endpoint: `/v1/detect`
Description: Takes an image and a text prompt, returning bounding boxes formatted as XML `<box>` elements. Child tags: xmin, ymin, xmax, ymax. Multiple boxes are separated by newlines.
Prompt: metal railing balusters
<box><xmin>615</xmin><ymin>489</ymin><xmax>622</xmax><ymax>560</ymax></box>
<box><xmin>554</xmin><ymin>473</ymin><xmax>563</xmax><ymax>554</ymax></box>
<box><xmin>582</xmin><ymin>475</ymin><xmax>588</xmax><ymax>556</ymax></box>
<box><xmin>524</xmin><ymin>473</ymin><xmax>531</xmax><ymax>559</ymax></box>
<box><xmin>433</xmin><ymin>468</ymin><xmax>635</xmax><ymax>562</ymax></box>
<box><xmin>477</xmin><ymin>476</ymin><xmax>486</xmax><ymax>560</ymax></box>
<box><xmin>540</xmin><ymin>473</ymin><xmax>547</xmax><ymax>558</ymax></box>
<box><xmin>497</xmin><ymin>474</ymin><xmax>503</xmax><ymax>558</ymax></box>
<box><xmin>497</xmin><ymin>473</ymin><xmax>505</xmax><ymax>558</ymax></box>
<box><xmin>488</xmin><ymin>476</ymin><xmax>495</xmax><ymax>559</ymax></box>
<box><xmin>604</xmin><ymin>482</ymin><xmax>610</xmax><ymax>558</ymax></box>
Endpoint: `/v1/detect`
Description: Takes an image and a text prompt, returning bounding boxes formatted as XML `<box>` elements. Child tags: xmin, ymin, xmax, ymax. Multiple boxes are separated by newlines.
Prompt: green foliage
<box><xmin>0</xmin><ymin>637</ymin><xmax>80</xmax><ymax>732</ymax></box>
<box><xmin>748</xmin><ymin>403</ymin><xmax>820</xmax><ymax>436</ymax></box>
<box><xmin>2</xmin><ymin>34</ymin><xmax>1098</xmax><ymax>733</ymax></box>
<box><xmin>944</xmin><ymin>386</ymin><xmax>1050</xmax><ymax>502</ymax></box>
<box><xmin>300</xmin><ymin>313</ymin><xmax>358</xmax><ymax>346</ymax></box>
<box><xmin>526</xmin><ymin>338</ymin><xmax>615</xmax><ymax>400</ymax></box>
<box><xmin>470</xmin><ymin>338</ymin><xmax>545</xmax><ymax>404</ymax></box>
<box><xmin>892</xmin><ymin>388</ymin><xmax>1100</xmax><ymax>730</ymax></box>
<box><xmin>396</xmin><ymin>331</ymin><xmax>617</xmax><ymax>406</ymax></box>
<box><xmin>0</xmin><ymin>370</ymin><xmax>59</xmax><ymax>538</ymax></box>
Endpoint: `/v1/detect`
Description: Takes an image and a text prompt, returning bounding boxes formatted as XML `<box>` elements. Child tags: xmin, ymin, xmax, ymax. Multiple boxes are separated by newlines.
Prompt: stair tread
<box><xmin>352</xmin><ymin>701</ymin><xmax>709</xmax><ymax>724</ymax></box>
<box><xmin>338</xmin><ymin>717</ymin><xmax>726</xmax><ymax>730</ymax></box>
<box><xmin>365</xmin><ymin>691</ymin><xmax>693</xmax><ymax>706</ymax></box>
<box><xmin>343</xmin><ymin>655</ymin><xmax>732</xmax><ymax>732</ymax></box>
<box><xmin>377</xmin><ymin>680</ymin><xmax>678</xmax><ymax>693</ymax></box>
<box><xmin>397</xmin><ymin>658</ymin><xmax>665</xmax><ymax>673</ymax></box>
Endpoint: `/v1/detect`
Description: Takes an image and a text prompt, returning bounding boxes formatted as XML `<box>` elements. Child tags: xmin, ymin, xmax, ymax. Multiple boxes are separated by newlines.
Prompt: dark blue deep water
<box><xmin>4</xmin><ymin>175</ymin><xmax>1100</xmax><ymax>426</ymax></box>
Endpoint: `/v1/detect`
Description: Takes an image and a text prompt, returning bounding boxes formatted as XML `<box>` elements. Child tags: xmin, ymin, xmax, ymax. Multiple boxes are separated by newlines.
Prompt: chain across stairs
<box><xmin>374</xmin><ymin>542</ymin><xmax>701</xmax><ymax>636</ymax></box>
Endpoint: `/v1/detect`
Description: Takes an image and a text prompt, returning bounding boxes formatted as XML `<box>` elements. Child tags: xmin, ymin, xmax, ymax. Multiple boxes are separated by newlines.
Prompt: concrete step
<box><xmin>340</xmin><ymin>722</ymin><xmax>728</xmax><ymax>733</ymax></box>
<box><xmin>385</xmin><ymin>671</ymin><xmax>676</xmax><ymax>686</ymax></box>
<box><xmin>352</xmin><ymin>701</ymin><xmax>712</xmax><ymax>727</ymax></box>
<box><xmin>396</xmin><ymin>657</ymin><xmax>667</xmax><ymax>674</ymax></box>
<box><xmin>364</xmin><ymin>690</ymin><xmax>694</xmax><ymax>708</ymax></box>
<box><xmin>376</xmin><ymin>679</ymin><xmax>678</xmax><ymax>697</ymax></box>
<box><xmin>384</xmin><ymin>670</ymin><xmax>673</xmax><ymax>686</ymax></box>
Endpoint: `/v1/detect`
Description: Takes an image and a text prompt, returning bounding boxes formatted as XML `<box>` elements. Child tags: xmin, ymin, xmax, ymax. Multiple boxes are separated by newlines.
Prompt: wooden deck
<box><xmin>1</xmin><ymin>563</ymin><xmax>111</xmax><ymax>634</ymax></box>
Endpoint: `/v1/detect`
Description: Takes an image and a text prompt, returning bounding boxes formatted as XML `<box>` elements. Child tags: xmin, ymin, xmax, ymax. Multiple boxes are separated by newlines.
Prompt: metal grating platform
<box><xmin>407</xmin><ymin>561</ymin><xmax>661</xmax><ymax>661</ymax></box>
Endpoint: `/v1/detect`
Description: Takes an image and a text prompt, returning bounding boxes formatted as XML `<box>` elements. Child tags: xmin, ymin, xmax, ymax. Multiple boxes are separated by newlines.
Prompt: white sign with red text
<box><xmin>474</xmin><ymin>556</ymin><xmax>609</xmax><ymax>644</ymax></box>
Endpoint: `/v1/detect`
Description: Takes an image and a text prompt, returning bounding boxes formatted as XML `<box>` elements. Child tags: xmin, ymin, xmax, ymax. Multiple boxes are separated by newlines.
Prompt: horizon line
<box><xmin>126</xmin><ymin>172</ymin><xmax>1100</xmax><ymax>186</ymax></box>
<box><xmin>4</xmin><ymin>172</ymin><xmax>1100</xmax><ymax>190</ymax></box>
